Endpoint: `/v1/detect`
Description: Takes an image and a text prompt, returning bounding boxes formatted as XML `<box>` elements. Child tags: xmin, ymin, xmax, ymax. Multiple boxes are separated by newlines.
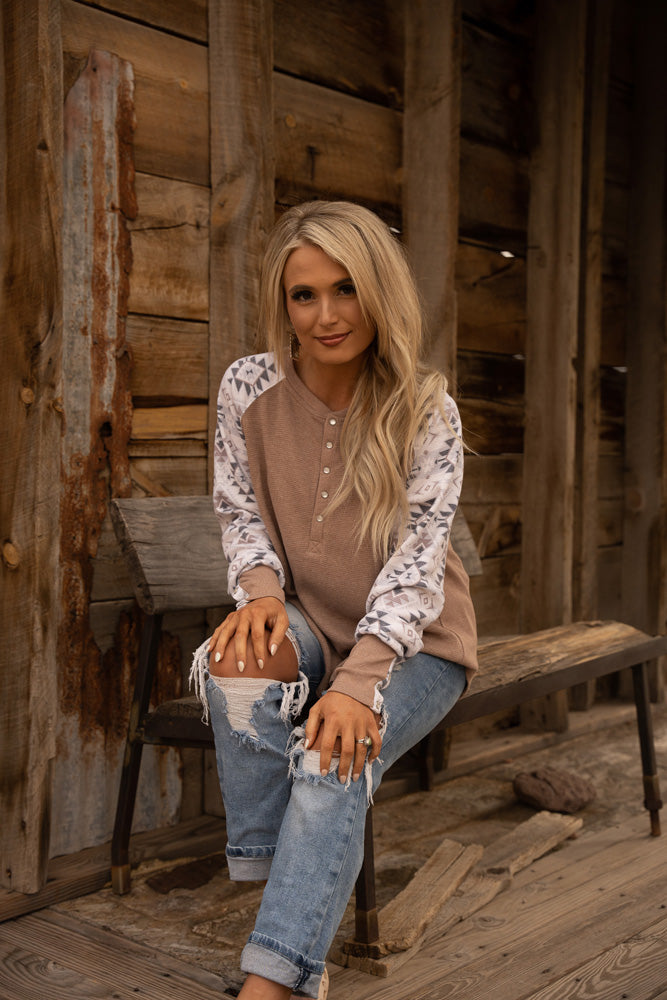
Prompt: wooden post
<box><xmin>0</xmin><ymin>0</ymin><xmax>63</xmax><ymax>892</ymax></box>
<box><xmin>51</xmin><ymin>48</ymin><xmax>138</xmax><ymax>858</ymax></box>
<box><xmin>207</xmin><ymin>0</ymin><xmax>274</xmax><ymax>489</ymax></box>
<box><xmin>403</xmin><ymin>0</ymin><xmax>461</xmax><ymax>381</ymax></box>
<box><xmin>622</xmin><ymin>0</ymin><xmax>667</xmax><ymax>702</ymax></box>
<box><xmin>571</xmin><ymin>0</ymin><xmax>612</xmax><ymax>710</ymax></box>
<box><xmin>520</xmin><ymin>0</ymin><xmax>586</xmax><ymax>731</ymax></box>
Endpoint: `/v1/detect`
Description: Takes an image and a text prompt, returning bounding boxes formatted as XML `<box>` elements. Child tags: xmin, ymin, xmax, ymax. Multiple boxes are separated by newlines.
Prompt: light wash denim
<box><xmin>203</xmin><ymin>602</ymin><xmax>466</xmax><ymax>998</ymax></box>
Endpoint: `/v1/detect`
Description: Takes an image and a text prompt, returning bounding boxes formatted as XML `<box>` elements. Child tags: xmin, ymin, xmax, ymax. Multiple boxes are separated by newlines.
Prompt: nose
<box><xmin>318</xmin><ymin>294</ymin><xmax>338</xmax><ymax>327</ymax></box>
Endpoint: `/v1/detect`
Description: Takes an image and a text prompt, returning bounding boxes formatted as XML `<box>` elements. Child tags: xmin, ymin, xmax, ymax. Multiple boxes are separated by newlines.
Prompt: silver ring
<box><xmin>356</xmin><ymin>736</ymin><xmax>373</xmax><ymax>749</ymax></box>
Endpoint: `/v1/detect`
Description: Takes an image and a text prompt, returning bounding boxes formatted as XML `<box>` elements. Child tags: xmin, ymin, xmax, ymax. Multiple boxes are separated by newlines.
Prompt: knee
<box><xmin>209</xmin><ymin>633</ymin><xmax>298</xmax><ymax>683</ymax></box>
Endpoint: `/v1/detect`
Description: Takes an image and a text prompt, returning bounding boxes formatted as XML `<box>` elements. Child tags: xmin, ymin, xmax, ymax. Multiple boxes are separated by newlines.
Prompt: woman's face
<box><xmin>282</xmin><ymin>244</ymin><xmax>376</xmax><ymax>377</ymax></box>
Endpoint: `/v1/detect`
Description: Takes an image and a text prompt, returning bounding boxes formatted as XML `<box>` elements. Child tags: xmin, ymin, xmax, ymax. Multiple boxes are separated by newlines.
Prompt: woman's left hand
<box><xmin>304</xmin><ymin>691</ymin><xmax>382</xmax><ymax>783</ymax></box>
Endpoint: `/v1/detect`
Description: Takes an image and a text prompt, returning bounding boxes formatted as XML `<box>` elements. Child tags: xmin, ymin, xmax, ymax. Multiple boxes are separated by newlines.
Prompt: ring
<box><xmin>356</xmin><ymin>736</ymin><xmax>373</xmax><ymax>749</ymax></box>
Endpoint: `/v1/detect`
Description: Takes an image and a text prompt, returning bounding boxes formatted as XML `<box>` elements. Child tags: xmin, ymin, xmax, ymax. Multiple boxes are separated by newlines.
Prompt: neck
<box><xmin>294</xmin><ymin>357</ymin><xmax>362</xmax><ymax>411</ymax></box>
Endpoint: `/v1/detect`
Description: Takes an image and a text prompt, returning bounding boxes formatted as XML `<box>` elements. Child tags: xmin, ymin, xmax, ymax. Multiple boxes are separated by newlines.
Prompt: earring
<box><xmin>289</xmin><ymin>330</ymin><xmax>301</xmax><ymax>361</ymax></box>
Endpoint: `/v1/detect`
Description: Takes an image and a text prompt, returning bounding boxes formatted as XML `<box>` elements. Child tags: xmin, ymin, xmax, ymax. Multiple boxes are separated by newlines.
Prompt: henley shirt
<box><xmin>213</xmin><ymin>352</ymin><xmax>478</xmax><ymax>712</ymax></box>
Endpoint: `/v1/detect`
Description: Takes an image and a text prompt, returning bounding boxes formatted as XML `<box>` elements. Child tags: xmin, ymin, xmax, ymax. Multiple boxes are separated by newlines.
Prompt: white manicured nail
<box><xmin>237</xmin><ymin>661</ymin><xmax>245</xmax><ymax>673</ymax></box>
<box><xmin>258</xmin><ymin>659</ymin><xmax>264</xmax><ymax>670</ymax></box>
<box><xmin>270</xmin><ymin>643</ymin><xmax>278</xmax><ymax>656</ymax></box>
<box><xmin>214</xmin><ymin>651</ymin><xmax>221</xmax><ymax>663</ymax></box>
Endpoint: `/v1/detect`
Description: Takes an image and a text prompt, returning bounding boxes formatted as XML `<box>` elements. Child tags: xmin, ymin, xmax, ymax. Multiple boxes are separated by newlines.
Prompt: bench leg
<box><xmin>111</xmin><ymin>612</ymin><xmax>162</xmax><ymax>892</ymax></box>
<box><xmin>632</xmin><ymin>661</ymin><xmax>663</xmax><ymax>836</ymax></box>
<box><xmin>353</xmin><ymin>808</ymin><xmax>379</xmax><ymax>945</ymax></box>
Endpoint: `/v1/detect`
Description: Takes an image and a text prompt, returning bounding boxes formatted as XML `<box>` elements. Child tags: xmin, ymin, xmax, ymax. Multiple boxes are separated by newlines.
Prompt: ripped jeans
<box><xmin>193</xmin><ymin>603</ymin><xmax>466</xmax><ymax>998</ymax></box>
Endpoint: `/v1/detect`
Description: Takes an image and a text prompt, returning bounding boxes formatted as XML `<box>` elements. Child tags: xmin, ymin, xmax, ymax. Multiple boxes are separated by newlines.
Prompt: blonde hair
<box><xmin>259</xmin><ymin>200</ymin><xmax>449</xmax><ymax>559</ymax></box>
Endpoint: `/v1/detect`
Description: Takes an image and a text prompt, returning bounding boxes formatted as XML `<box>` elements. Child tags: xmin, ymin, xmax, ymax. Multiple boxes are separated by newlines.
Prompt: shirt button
<box><xmin>326</xmin><ymin>441</ymin><xmax>333</xmax><ymax>449</ymax></box>
<box><xmin>329</xmin><ymin>417</ymin><xmax>337</xmax><ymax>425</ymax></box>
<box><xmin>323</xmin><ymin>466</ymin><xmax>330</xmax><ymax>474</ymax></box>
<box><xmin>316</xmin><ymin>514</ymin><xmax>324</xmax><ymax>522</ymax></box>
<box><xmin>321</xmin><ymin>491</ymin><xmax>329</xmax><ymax>499</ymax></box>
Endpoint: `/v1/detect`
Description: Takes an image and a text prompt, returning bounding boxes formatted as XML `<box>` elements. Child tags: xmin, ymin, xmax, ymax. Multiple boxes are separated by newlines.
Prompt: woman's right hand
<box><xmin>207</xmin><ymin>596</ymin><xmax>290</xmax><ymax>674</ymax></box>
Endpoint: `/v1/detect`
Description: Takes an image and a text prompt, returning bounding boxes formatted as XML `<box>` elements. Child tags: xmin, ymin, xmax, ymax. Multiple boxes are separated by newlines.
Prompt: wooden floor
<box><xmin>1</xmin><ymin>705</ymin><xmax>666</xmax><ymax>999</ymax></box>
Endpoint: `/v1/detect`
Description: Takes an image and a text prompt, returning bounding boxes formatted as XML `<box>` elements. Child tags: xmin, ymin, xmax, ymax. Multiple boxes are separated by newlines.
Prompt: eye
<box><xmin>337</xmin><ymin>283</ymin><xmax>356</xmax><ymax>297</ymax></box>
<box><xmin>290</xmin><ymin>288</ymin><xmax>314</xmax><ymax>303</ymax></box>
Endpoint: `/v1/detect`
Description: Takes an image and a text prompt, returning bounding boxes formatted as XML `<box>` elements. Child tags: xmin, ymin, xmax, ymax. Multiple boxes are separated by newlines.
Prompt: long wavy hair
<box><xmin>259</xmin><ymin>200</ymin><xmax>449</xmax><ymax>559</ymax></box>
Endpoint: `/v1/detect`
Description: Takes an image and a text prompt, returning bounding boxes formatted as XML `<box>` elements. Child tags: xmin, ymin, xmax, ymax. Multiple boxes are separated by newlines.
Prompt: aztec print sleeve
<box><xmin>359</xmin><ymin>394</ymin><xmax>463</xmax><ymax>657</ymax></box>
<box><xmin>213</xmin><ymin>355</ymin><xmax>286</xmax><ymax>606</ymax></box>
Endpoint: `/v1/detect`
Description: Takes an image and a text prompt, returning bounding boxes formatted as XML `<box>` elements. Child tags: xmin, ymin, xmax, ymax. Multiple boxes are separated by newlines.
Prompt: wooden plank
<box><xmin>418</xmin><ymin>844</ymin><xmax>667</xmax><ymax>999</ymax></box>
<box><xmin>336</xmin><ymin>809</ymin><xmax>582</xmax><ymax>977</ymax></box>
<box><xmin>374</xmin><ymin>841</ymin><xmax>482</xmax><ymax>954</ymax></box>
<box><xmin>404</xmin><ymin>0</ymin><xmax>461</xmax><ymax>377</ymax></box>
<box><xmin>109</xmin><ymin>497</ymin><xmax>229</xmax><ymax>614</ymax></box>
<box><xmin>571</xmin><ymin>0</ymin><xmax>612</xmax><ymax>709</ymax></box>
<box><xmin>455</xmin><ymin>243</ymin><xmax>525</xmax><ymax>356</ymax></box>
<box><xmin>130</xmin><ymin>455</ymin><xmax>208</xmax><ymax>498</ymax></box>
<box><xmin>0</xmin><ymin>910</ymin><xmax>229</xmax><ymax>999</ymax></box>
<box><xmin>461</xmin><ymin>17</ymin><xmax>532</xmax><ymax>154</ymax></box>
<box><xmin>74</xmin><ymin>0</ymin><xmax>208</xmax><ymax>42</ymax></box>
<box><xmin>469</xmin><ymin>552</ymin><xmax>521</xmax><ymax>638</ymax></box>
<box><xmin>61</xmin><ymin>0</ymin><xmax>209</xmax><ymax>186</ymax></box>
<box><xmin>462</xmin><ymin>0</ymin><xmax>535</xmax><ymax>39</ymax></box>
<box><xmin>274</xmin><ymin>0</ymin><xmax>404</xmax><ymax>109</ymax></box>
<box><xmin>132</xmin><ymin>405</ymin><xmax>208</xmax><ymax>440</ymax></box>
<box><xmin>481</xmin><ymin>811</ymin><xmax>582</xmax><ymax>877</ymax></box>
<box><xmin>522</xmin><ymin>914</ymin><xmax>667</xmax><ymax>1000</ymax></box>
<box><xmin>520</xmin><ymin>0</ymin><xmax>586</xmax><ymax>731</ymax></box>
<box><xmin>208</xmin><ymin>0</ymin><xmax>274</xmax><ymax>488</ymax></box>
<box><xmin>128</xmin><ymin>174</ymin><xmax>209</xmax><ymax>321</ymax></box>
<box><xmin>274</xmin><ymin>71</ymin><xmax>401</xmax><ymax>214</ymax></box>
<box><xmin>0</xmin><ymin>0</ymin><xmax>63</xmax><ymax>893</ymax></box>
<box><xmin>54</xmin><ymin>47</ymin><xmax>138</xmax><ymax>857</ymax></box>
<box><xmin>0</xmin><ymin>940</ymin><xmax>119</xmax><ymax>1000</ymax></box>
<box><xmin>0</xmin><ymin>814</ymin><xmax>225</xmax><ymax>922</ymax></box>
<box><xmin>127</xmin><ymin>315</ymin><xmax>208</xmax><ymax>401</ymax></box>
<box><xmin>621</xmin><ymin>0</ymin><xmax>667</xmax><ymax>703</ymax></box>
<box><xmin>446</xmin><ymin>620</ymin><xmax>667</xmax><ymax>725</ymax></box>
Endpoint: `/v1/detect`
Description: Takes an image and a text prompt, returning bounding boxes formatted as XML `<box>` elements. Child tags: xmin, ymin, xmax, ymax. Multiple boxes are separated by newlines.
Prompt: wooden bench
<box><xmin>109</xmin><ymin>495</ymin><xmax>666</xmax><ymax>950</ymax></box>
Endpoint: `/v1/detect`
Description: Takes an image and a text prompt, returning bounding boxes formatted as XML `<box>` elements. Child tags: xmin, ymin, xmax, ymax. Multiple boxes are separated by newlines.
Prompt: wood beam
<box><xmin>207</xmin><ymin>0</ymin><xmax>274</xmax><ymax>489</ymax></box>
<box><xmin>0</xmin><ymin>0</ymin><xmax>63</xmax><ymax>892</ymax></box>
<box><xmin>520</xmin><ymin>0</ymin><xmax>587</xmax><ymax>731</ymax></box>
<box><xmin>571</xmin><ymin>0</ymin><xmax>612</xmax><ymax>710</ymax></box>
<box><xmin>403</xmin><ymin>0</ymin><xmax>461</xmax><ymax>381</ymax></box>
<box><xmin>622</xmin><ymin>0</ymin><xmax>667</xmax><ymax>702</ymax></box>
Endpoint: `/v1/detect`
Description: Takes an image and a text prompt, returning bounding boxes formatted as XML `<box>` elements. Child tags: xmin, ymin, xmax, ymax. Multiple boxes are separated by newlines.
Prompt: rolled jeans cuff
<box><xmin>241</xmin><ymin>938</ymin><xmax>324</xmax><ymax>999</ymax></box>
<box><xmin>226</xmin><ymin>845</ymin><xmax>275</xmax><ymax>882</ymax></box>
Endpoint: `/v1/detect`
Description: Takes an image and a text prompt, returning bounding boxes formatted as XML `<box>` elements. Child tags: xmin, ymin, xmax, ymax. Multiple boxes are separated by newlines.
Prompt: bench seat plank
<box><xmin>447</xmin><ymin>621</ymin><xmax>667</xmax><ymax>725</ymax></box>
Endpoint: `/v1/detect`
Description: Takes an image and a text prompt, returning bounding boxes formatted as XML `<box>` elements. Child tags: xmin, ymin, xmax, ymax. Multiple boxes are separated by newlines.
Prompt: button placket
<box><xmin>310</xmin><ymin>413</ymin><xmax>341</xmax><ymax>544</ymax></box>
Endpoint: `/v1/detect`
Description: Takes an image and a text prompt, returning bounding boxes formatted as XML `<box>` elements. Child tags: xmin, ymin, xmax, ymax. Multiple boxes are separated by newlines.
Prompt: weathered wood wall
<box><xmin>2</xmin><ymin>0</ymin><xmax>664</xmax><ymax>882</ymax></box>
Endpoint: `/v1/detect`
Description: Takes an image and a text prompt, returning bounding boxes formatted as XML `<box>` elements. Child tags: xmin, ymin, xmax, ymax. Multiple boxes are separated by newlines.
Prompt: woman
<box><xmin>191</xmin><ymin>200</ymin><xmax>478</xmax><ymax>999</ymax></box>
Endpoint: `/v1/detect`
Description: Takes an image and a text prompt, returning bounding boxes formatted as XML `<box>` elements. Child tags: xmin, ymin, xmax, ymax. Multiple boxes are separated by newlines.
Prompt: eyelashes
<box><xmin>289</xmin><ymin>283</ymin><xmax>356</xmax><ymax>303</ymax></box>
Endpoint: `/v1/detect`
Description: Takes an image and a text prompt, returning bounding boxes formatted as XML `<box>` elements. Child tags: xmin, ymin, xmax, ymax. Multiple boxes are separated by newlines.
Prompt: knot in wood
<box><xmin>2</xmin><ymin>541</ymin><xmax>20</xmax><ymax>570</ymax></box>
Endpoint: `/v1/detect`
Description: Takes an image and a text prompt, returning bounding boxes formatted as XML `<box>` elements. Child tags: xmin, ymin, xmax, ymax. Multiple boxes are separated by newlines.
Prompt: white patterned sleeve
<box><xmin>213</xmin><ymin>359</ymin><xmax>286</xmax><ymax>605</ymax></box>
<box><xmin>355</xmin><ymin>394</ymin><xmax>464</xmax><ymax>657</ymax></box>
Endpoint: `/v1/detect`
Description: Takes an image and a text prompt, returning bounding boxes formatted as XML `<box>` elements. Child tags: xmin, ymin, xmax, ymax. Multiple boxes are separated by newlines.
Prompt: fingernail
<box><xmin>304</xmin><ymin>738</ymin><xmax>310</xmax><ymax>749</ymax></box>
<box><xmin>353</xmin><ymin>774</ymin><xmax>359</xmax><ymax>782</ymax></box>
<box><xmin>238</xmin><ymin>661</ymin><xmax>245</xmax><ymax>673</ymax></box>
<box><xmin>321</xmin><ymin>769</ymin><xmax>328</xmax><ymax>777</ymax></box>
<box><xmin>270</xmin><ymin>643</ymin><xmax>278</xmax><ymax>656</ymax></box>
<box><xmin>214</xmin><ymin>651</ymin><xmax>221</xmax><ymax>663</ymax></box>
<box><xmin>258</xmin><ymin>658</ymin><xmax>264</xmax><ymax>670</ymax></box>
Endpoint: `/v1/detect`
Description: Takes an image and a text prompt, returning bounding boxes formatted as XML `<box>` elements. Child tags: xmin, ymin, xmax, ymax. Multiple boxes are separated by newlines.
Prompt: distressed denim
<box><xmin>200</xmin><ymin>602</ymin><xmax>466</xmax><ymax>998</ymax></box>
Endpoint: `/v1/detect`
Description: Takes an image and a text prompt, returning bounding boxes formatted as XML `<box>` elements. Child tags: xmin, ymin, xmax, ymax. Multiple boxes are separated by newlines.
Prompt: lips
<box><xmin>317</xmin><ymin>332</ymin><xmax>350</xmax><ymax>346</ymax></box>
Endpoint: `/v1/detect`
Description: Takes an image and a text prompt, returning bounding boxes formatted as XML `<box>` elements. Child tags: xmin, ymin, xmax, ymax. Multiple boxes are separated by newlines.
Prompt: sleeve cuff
<box><xmin>326</xmin><ymin>635</ymin><xmax>396</xmax><ymax>710</ymax></box>
<box><xmin>238</xmin><ymin>565</ymin><xmax>285</xmax><ymax>605</ymax></box>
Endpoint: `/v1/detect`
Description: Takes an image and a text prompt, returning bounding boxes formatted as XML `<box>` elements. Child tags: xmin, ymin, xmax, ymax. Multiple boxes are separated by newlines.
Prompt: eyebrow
<box><xmin>286</xmin><ymin>276</ymin><xmax>353</xmax><ymax>294</ymax></box>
